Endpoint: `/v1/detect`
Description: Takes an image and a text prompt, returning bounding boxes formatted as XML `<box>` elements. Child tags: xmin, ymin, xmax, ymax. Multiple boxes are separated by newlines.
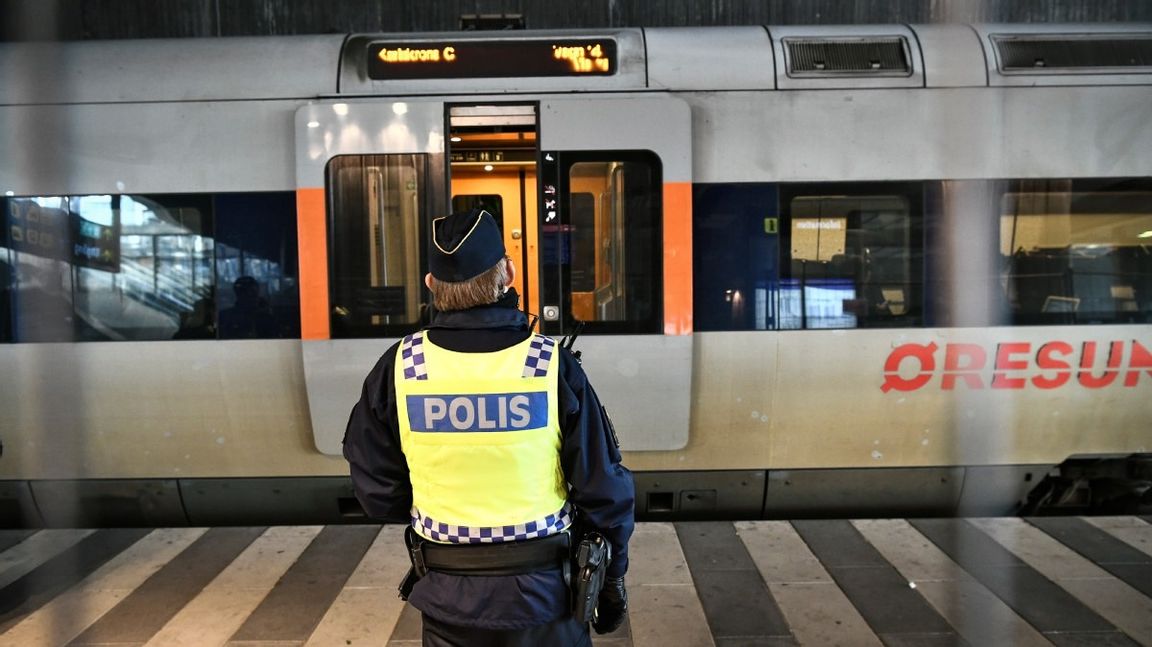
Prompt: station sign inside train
<box><xmin>365</xmin><ymin>39</ymin><xmax>615</xmax><ymax>80</ymax></box>
<box><xmin>882</xmin><ymin>340</ymin><xmax>1152</xmax><ymax>392</ymax></box>
<box><xmin>5</xmin><ymin>200</ymin><xmax>120</xmax><ymax>272</ymax></box>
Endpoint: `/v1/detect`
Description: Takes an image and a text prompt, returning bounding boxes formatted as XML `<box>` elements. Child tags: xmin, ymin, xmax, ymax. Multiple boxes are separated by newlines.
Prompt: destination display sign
<box><xmin>366</xmin><ymin>39</ymin><xmax>616</xmax><ymax>80</ymax></box>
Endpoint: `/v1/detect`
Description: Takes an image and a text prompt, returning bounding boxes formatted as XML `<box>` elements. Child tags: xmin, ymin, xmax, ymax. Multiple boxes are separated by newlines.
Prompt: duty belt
<box><xmin>405</xmin><ymin>526</ymin><xmax>570</xmax><ymax>577</ymax></box>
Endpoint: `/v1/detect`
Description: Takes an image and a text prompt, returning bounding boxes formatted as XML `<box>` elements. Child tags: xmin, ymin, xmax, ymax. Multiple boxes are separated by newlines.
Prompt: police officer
<box><xmin>344</xmin><ymin>208</ymin><xmax>634</xmax><ymax>647</ymax></box>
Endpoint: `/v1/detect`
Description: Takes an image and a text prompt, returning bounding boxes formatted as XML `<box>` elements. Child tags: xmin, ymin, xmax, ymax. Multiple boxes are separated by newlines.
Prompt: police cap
<box><xmin>429</xmin><ymin>209</ymin><xmax>506</xmax><ymax>282</ymax></box>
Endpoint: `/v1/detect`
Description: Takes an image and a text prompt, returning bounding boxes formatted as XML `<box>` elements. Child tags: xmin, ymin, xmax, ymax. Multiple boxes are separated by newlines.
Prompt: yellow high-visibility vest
<box><xmin>394</xmin><ymin>331</ymin><xmax>570</xmax><ymax>543</ymax></box>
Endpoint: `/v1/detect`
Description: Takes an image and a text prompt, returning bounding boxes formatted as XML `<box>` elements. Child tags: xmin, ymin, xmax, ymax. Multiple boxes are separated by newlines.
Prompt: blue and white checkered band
<box><xmin>401</xmin><ymin>332</ymin><xmax>428</xmax><ymax>381</ymax></box>
<box><xmin>411</xmin><ymin>502</ymin><xmax>574</xmax><ymax>544</ymax></box>
<box><xmin>522</xmin><ymin>335</ymin><xmax>555</xmax><ymax>378</ymax></box>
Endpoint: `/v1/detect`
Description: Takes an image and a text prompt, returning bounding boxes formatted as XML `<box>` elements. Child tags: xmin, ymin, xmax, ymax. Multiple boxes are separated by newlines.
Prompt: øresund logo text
<box><xmin>882</xmin><ymin>339</ymin><xmax>1152</xmax><ymax>392</ymax></box>
<box><xmin>406</xmin><ymin>392</ymin><xmax>548</xmax><ymax>432</ymax></box>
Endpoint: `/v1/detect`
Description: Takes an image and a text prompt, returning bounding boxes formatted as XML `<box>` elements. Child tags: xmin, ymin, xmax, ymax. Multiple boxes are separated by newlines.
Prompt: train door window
<box><xmin>1000</xmin><ymin>178</ymin><xmax>1152</xmax><ymax>325</ymax></box>
<box><xmin>779</xmin><ymin>184</ymin><xmax>923</xmax><ymax>329</ymax></box>
<box><xmin>543</xmin><ymin>152</ymin><xmax>662</xmax><ymax>334</ymax></box>
<box><xmin>327</xmin><ymin>154</ymin><xmax>427</xmax><ymax>338</ymax></box>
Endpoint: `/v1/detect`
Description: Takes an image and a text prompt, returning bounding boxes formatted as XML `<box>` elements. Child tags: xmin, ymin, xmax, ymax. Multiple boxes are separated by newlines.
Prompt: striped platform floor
<box><xmin>0</xmin><ymin>517</ymin><xmax>1149</xmax><ymax>646</ymax></box>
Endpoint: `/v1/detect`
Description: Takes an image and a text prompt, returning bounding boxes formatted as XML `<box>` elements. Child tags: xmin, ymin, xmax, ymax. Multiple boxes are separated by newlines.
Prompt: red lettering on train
<box><xmin>1124</xmin><ymin>341</ymin><xmax>1152</xmax><ymax>387</ymax></box>
<box><xmin>1032</xmin><ymin>341</ymin><xmax>1073</xmax><ymax>389</ymax></box>
<box><xmin>991</xmin><ymin>342</ymin><xmax>1030</xmax><ymax>390</ymax></box>
<box><xmin>881</xmin><ymin>339</ymin><xmax>1151</xmax><ymax>392</ymax></box>
<box><xmin>942</xmin><ymin>343</ymin><xmax>985</xmax><ymax>390</ymax></box>
<box><xmin>1077</xmin><ymin>341</ymin><xmax>1123</xmax><ymax>388</ymax></box>
<box><xmin>880</xmin><ymin>342</ymin><xmax>936</xmax><ymax>393</ymax></box>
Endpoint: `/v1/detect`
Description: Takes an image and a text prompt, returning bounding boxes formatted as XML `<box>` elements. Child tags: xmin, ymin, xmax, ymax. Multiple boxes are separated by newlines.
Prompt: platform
<box><xmin>0</xmin><ymin>517</ymin><xmax>1149</xmax><ymax>646</ymax></box>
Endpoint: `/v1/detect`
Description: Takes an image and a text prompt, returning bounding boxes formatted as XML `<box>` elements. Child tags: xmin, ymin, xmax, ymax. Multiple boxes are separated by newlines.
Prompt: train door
<box><xmin>295</xmin><ymin>96</ymin><xmax>692</xmax><ymax>455</ymax></box>
<box><xmin>534</xmin><ymin>97</ymin><xmax>693</xmax><ymax>451</ymax></box>
<box><xmin>295</xmin><ymin>100</ymin><xmax>447</xmax><ymax>455</ymax></box>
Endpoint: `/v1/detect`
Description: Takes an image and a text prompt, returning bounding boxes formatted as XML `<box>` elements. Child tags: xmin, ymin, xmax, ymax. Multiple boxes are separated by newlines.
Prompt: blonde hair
<box><xmin>430</xmin><ymin>258</ymin><xmax>510</xmax><ymax>311</ymax></box>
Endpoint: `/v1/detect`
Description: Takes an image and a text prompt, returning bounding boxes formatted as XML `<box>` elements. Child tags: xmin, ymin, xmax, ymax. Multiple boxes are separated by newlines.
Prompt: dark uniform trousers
<box><xmin>421</xmin><ymin>614</ymin><xmax>591</xmax><ymax>647</ymax></box>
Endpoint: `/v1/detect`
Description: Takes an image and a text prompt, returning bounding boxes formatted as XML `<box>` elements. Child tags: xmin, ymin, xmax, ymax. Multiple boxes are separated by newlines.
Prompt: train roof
<box><xmin>1</xmin><ymin>23</ymin><xmax>1150</xmax><ymax>105</ymax></box>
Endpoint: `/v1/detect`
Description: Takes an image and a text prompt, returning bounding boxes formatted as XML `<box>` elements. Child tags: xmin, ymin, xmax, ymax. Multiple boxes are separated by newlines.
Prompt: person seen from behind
<box><xmin>343</xmin><ymin>208</ymin><xmax>634</xmax><ymax>646</ymax></box>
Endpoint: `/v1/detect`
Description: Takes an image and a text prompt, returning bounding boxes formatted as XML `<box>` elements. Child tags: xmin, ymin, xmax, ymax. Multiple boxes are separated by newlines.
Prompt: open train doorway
<box><xmin>446</xmin><ymin>104</ymin><xmax>540</xmax><ymax>324</ymax></box>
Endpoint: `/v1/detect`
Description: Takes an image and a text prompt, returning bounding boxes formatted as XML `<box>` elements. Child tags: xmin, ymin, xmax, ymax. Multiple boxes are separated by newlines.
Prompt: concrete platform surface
<box><xmin>0</xmin><ymin>517</ymin><xmax>1148</xmax><ymax>646</ymax></box>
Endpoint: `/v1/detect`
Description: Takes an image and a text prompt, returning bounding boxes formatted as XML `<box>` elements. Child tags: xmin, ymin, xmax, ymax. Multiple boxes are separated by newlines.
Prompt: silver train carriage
<box><xmin>1</xmin><ymin>23</ymin><xmax>1150</xmax><ymax>527</ymax></box>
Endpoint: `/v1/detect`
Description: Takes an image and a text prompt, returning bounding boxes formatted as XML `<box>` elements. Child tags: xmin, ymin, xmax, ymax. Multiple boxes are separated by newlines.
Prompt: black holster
<box><xmin>398</xmin><ymin>525</ymin><xmax>424</xmax><ymax>600</ymax></box>
<box><xmin>571</xmin><ymin>532</ymin><xmax>611</xmax><ymax>623</ymax></box>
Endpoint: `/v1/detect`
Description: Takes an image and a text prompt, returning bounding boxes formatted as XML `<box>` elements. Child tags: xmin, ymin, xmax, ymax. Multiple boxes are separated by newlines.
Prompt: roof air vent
<box><xmin>785</xmin><ymin>37</ymin><xmax>911</xmax><ymax>77</ymax></box>
<box><xmin>992</xmin><ymin>34</ymin><xmax>1152</xmax><ymax>73</ymax></box>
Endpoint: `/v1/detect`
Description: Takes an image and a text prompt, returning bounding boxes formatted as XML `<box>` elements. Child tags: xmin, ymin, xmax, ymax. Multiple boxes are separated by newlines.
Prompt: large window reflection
<box><xmin>693</xmin><ymin>178</ymin><xmax>1150</xmax><ymax>331</ymax></box>
<box><xmin>693</xmin><ymin>182</ymin><xmax>925</xmax><ymax>332</ymax></box>
<box><xmin>1002</xmin><ymin>179</ymin><xmax>1152</xmax><ymax>325</ymax></box>
<box><xmin>0</xmin><ymin>245</ymin><xmax>11</xmax><ymax>343</ymax></box>
<box><xmin>0</xmin><ymin>192</ymin><xmax>299</xmax><ymax>342</ymax></box>
<box><xmin>780</xmin><ymin>190</ymin><xmax>921</xmax><ymax>330</ymax></box>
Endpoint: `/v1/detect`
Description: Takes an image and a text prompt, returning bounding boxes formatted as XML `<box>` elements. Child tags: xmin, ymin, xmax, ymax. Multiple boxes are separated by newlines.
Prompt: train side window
<box><xmin>1000</xmin><ymin>178</ymin><xmax>1152</xmax><ymax>325</ymax></box>
<box><xmin>327</xmin><ymin>154</ymin><xmax>427</xmax><ymax>338</ymax></box>
<box><xmin>0</xmin><ymin>203</ymin><xmax>12</xmax><ymax>342</ymax></box>
<box><xmin>779</xmin><ymin>184</ymin><xmax>923</xmax><ymax>330</ymax></box>
<box><xmin>691</xmin><ymin>184</ymin><xmax>781</xmax><ymax>331</ymax></box>
<box><xmin>0</xmin><ymin>192</ymin><xmax>298</xmax><ymax>342</ymax></box>
<box><xmin>212</xmin><ymin>193</ymin><xmax>300</xmax><ymax>340</ymax></box>
<box><xmin>544</xmin><ymin>152</ymin><xmax>661</xmax><ymax>334</ymax></box>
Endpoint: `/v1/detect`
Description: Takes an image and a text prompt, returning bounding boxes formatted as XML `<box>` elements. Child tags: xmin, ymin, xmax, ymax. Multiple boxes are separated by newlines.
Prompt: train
<box><xmin>1</xmin><ymin>23</ymin><xmax>1150</xmax><ymax>527</ymax></box>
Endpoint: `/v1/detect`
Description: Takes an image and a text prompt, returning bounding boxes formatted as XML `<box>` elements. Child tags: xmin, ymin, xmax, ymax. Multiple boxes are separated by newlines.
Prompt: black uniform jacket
<box><xmin>343</xmin><ymin>291</ymin><xmax>635</xmax><ymax>630</ymax></box>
